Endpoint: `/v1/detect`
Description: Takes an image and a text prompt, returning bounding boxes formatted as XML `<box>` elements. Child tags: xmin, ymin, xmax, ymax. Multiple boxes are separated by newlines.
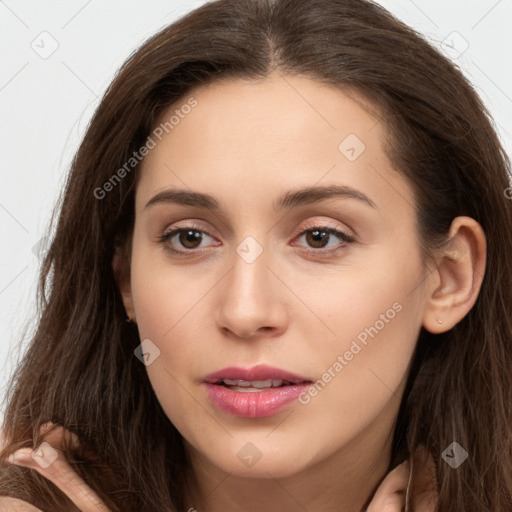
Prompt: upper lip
<box><xmin>203</xmin><ymin>364</ymin><xmax>313</xmax><ymax>384</ymax></box>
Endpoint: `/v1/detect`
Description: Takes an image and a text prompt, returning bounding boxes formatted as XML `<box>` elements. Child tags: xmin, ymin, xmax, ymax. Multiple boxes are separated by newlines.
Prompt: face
<box><xmin>123</xmin><ymin>73</ymin><xmax>429</xmax><ymax>480</ymax></box>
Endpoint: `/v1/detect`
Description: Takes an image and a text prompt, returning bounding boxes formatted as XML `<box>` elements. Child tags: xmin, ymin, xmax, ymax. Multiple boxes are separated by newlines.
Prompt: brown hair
<box><xmin>1</xmin><ymin>0</ymin><xmax>511</xmax><ymax>510</ymax></box>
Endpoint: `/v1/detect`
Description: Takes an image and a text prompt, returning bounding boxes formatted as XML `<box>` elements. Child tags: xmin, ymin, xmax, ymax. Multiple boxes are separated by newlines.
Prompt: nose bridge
<box><xmin>229</xmin><ymin>233</ymin><xmax>272</xmax><ymax>303</ymax></box>
<box><xmin>216</xmin><ymin>232</ymin><xmax>286</xmax><ymax>337</ymax></box>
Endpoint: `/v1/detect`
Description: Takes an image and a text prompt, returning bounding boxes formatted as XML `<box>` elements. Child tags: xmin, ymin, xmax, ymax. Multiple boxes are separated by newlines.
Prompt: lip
<box><xmin>203</xmin><ymin>364</ymin><xmax>314</xmax><ymax>418</ymax></box>
<box><xmin>204</xmin><ymin>383</ymin><xmax>312</xmax><ymax>418</ymax></box>
<box><xmin>203</xmin><ymin>364</ymin><xmax>312</xmax><ymax>384</ymax></box>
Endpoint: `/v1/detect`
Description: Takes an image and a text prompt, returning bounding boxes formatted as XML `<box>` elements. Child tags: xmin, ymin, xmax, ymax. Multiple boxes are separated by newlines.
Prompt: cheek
<box><xmin>128</xmin><ymin>242</ymin><xmax>218</xmax><ymax>426</ymax></box>
<box><xmin>304</xmin><ymin>244</ymin><xmax>423</xmax><ymax>348</ymax></box>
<box><xmin>130</xmin><ymin>278</ymin><xmax>202</xmax><ymax>437</ymax></box>
<box><xmin>129</xmin><ymin>235</ymin><xmax>210</xmax><ymax>343</ymax></box>
<box><xmin>293</xmin><ymin>253</ymin><xmax>424</xmax><ymax>441</ymax></box>
<box><xmin>298</xmin><ymin>303</ymin><xmax>418</xmax><ymax>456</ymax></box>
<box><xmin>128</xmin><ymin>221</ymin><xmax>425</xmax><ymax>445</ymax></box>
<box><xmin>130</xmin><ymin>264</ymin><xmax>205</xmax><ymax>374</ymax></box>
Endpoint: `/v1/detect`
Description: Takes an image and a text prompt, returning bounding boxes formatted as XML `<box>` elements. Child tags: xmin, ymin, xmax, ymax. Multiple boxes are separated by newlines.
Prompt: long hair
<box><xmin>1</xmin><ymin>0</ymin><xmax>511</xmax><ymax>510</ymax></box>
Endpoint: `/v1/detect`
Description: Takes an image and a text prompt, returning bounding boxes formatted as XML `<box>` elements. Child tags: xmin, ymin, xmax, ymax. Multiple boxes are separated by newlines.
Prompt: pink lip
<box><xmin>203</xmin><ymin>364</ymin><xmax>313</xmax><ymax>418</ymax></box>
<box><xmin>204</xmin><ymin>383</ymin><xmax>312</xmax><ymax>418</ymax></box>
<box><xmin>203</xmin><ymin>364</ymin><xmax>312</xmax><ymax>384</ymax></box>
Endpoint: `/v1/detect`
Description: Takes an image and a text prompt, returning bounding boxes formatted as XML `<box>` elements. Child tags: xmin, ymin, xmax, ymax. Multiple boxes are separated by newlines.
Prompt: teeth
<box><xmin>221</xmin><ymin>379</ymin><xmax>287</xmax><ymax>388</ymax></box>
<box><xmin>252</xmin><ymin>379</ymin><xmax>273</xmax><ymax>388</ymax></box>
<box><xmin>235</xmin><ymin>379</ymin><xmax>252</xmax><ymax>387</ymax></box>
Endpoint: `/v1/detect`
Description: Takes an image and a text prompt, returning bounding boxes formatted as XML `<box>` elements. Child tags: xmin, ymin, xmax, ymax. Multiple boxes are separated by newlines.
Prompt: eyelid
<box><xmin>161</xmin><ymin>220</ymin><xmax>213</xmax><ymax>236</ymax></box>
<box><xmin>157</xmin><ymin>218</ymin><xmax>356</xmax><ymax>255</ymax></box>
<box><xmin>157</xmin><ymin>221</ymin><xmax>218</xmax><ymax>251</ymax></box>
<box><xmin>297</xmin><ymin>218</ymin><xmax>355</xmax><ymax>239</ymax></box>
<box><xmin>291</xmin><ymin>224</ymin><xmax>356</xmax><ymax>256</ymax></box>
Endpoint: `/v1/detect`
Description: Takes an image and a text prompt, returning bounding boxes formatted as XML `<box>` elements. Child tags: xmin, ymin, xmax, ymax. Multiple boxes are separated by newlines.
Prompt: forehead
<box><xmin>148</xmin><ymin>74</ymin><xmax>382</xmax><ymax>152</ymax></box>
<box><xmin>135</xmin><ymin>74</ymin><xmax>413</xmax><ymax>216</ymax></box>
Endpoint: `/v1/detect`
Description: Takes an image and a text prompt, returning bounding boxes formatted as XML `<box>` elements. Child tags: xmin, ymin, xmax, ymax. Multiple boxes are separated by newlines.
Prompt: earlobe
<box><xmin>422</xmin><ymin>216</ymin><xmax>486</xmax><ymax>334</ymax></box>
<box><xmin>112</xmin><ymin>240</ymin><xmax>136</xmax><ymax>323</ymax></box>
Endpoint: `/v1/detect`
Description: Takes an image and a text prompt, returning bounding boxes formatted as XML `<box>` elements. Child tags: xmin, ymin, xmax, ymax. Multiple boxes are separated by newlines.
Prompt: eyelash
<box><xmin>156</xmin><ymin>223</ymin><xmax>356</xmax><ymax>257</ymax></box>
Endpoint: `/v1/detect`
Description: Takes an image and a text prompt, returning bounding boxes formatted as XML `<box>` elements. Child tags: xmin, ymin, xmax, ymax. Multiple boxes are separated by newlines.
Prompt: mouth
<box><xmin>203</xmin><ymin>363</ymin><xmax>313</xmax><ymax>386</ymax></box>
<box><xmin>211</xmin><ymin>378</ymin><xmax>308</xmax><ymax>392</ymax></box>
<box><xmin>202</xmin><ymin>365</ymin><xmax>314</xmax><ymax>418</ymax></box>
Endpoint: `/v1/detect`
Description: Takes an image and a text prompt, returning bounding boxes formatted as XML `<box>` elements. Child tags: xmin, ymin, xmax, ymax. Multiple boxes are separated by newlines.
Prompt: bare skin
<box><xmin>116</xmin><ymin>73</ymin><xmax>485</xmax><ymax>511</ymax></box>
<box><xmin>0</xmin><ymin>424</ymin><xmax>437</xmax><ymax>511</ymax></box>
<box><xmin>0</xmin><ymin>423</ymin><xmax>109</xmax><ymax>511</ymax></box>
<box><xmin>0</xmin><ymin>72</ymin><xmax>485</xmax><ymax>512</ymax></box>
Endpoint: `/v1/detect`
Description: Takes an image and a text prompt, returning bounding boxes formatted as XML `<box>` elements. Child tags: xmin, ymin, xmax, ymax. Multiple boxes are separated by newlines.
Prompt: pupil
<box><xmin>307</xmin><ymin>229</ymin><xmax>328</xmax><ymax>248</ymax></box>
<box><xmin>180</xmin><ymin>230</ymin><xmax>202</xmax><ymax>248</ymax></box>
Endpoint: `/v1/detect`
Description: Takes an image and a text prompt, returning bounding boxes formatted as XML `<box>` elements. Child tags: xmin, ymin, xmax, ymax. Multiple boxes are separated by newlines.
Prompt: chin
<box><xmin>202</xmin><ymin>442</ymin><xmax>314</xmax><ymax>479</ymax></box>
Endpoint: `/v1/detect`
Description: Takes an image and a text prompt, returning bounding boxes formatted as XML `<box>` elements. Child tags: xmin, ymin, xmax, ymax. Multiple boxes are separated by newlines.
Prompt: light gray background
<box><xmin>1</xmin><ymin>0</ymin><xmax>511</xmax><ymax>423</ymax></box>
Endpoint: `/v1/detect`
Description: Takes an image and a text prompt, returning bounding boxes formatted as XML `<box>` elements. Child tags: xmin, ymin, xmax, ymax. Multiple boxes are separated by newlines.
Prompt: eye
<box><xmin>157</xmin><ymin>224</ymin><xmax>218</xmax><ymax>255</ymax></box>
<box><xmin>157</xmin><ymin>222</ymin><xmax>356</xmax><ymax>257</ymax></box>
<box><xmin>293</xmin><ymin>225</ymin><xmax>356</xmax><ymax>255</ymax></box>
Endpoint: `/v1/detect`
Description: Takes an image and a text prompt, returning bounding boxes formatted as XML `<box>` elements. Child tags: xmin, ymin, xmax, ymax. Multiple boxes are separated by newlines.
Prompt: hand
<box><xmin>2</xmin><ymin>423</ymin><xmax>438</xmax><ymax>512</ymax></box>
<box><xmin>2</xmin><ymin>422</ymin><xmax>111</xmax><ymax>512</ymax></box>
<box><xmin>366</xmin><ymin>446</ymin><xmax>438</xmax><ymax>512</ymax></box>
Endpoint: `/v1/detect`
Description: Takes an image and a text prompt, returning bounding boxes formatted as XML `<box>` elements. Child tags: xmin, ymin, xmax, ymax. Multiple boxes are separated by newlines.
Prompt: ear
<box><xmin>112</xmin><ymin>236</ymin><xmax>136</xmax><ymax>323</ymax></box>
<box><xmin>422</xmin><ymin>216</ymin><xmax>486</xmax><ymax>334</ymax></box>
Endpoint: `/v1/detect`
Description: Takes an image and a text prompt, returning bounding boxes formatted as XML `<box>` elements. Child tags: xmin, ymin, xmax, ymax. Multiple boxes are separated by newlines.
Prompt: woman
<box><xmin>1</xmin><ymin>0</ymin><xmax>510</xmax><ymax>510</ymax></box>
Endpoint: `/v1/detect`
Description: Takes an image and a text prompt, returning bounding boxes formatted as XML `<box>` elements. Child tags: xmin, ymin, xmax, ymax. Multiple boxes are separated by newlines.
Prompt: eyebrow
<box><xmin>144</xmin><ymin>184</ymin><xmax>377</xmax><ymax>212</ymax></box>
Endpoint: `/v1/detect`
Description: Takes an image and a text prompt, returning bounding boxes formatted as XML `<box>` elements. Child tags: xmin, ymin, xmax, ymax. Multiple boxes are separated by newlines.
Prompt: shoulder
<box><xmin>0</xmin><ymin>497</ymin><xmax>44</xmax><ymax>511</ymax></box>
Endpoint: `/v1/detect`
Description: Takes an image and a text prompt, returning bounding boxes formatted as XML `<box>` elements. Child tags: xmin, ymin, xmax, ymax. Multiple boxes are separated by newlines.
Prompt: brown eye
<box><xmin>157</xmin><ymin>226</ymin><xmax>218</xmax><ymax>254</ymax></box>
<box><xmin>176</xmin><ymin>229</ymin><xmax>203</xmax><ymax>249</ymax></box>
<box><xmin>305</xmin><ymin>229</ymin><xmax>331</xmax><ymax>249</ymax></box>
<box><xmin>295</xmin><ymin>226</ymin><xmax>355</xmax><ymax>254</ymax></box>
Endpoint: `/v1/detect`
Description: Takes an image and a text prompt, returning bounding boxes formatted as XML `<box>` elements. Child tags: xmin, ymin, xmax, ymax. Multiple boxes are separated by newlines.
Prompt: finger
<box><xmin>366</xmin><ymin>459</ymin><xmax>410</xmax><ymax>512</ymax></box>
<box><xmin>6</xmin><ymin>424</ymin><xmax>111</xmax><ymax>512</ymax></box>
<box><xmin>36</xmin><ymin>422</ymin><xmax>80</xmax><ymax>451</ymax></box>
<box><xmin>8</xmin><ymin>447</ymin><xmax>110</xmax><ymax>512</ymax></box>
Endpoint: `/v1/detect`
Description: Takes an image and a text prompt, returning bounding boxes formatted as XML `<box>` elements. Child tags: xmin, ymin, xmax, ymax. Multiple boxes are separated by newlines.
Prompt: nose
<box><xmin>216</xmin><ymin>242</ymin><xmax>288</xmax><ymax>340</ymax></box>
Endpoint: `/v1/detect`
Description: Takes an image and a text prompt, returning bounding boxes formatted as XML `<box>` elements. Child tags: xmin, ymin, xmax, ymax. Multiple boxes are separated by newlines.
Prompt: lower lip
<box><xmin>204</xmin><ymin>382</ymin><xmax>311</xmax><ymax>418</ymax></box>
